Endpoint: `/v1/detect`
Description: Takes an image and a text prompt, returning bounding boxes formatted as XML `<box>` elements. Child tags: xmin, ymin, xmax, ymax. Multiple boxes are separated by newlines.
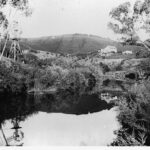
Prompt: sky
<box><xmin>9</xmin><ymin>0</ymin><xmax>147</xmax><ymax>40</ymax></box>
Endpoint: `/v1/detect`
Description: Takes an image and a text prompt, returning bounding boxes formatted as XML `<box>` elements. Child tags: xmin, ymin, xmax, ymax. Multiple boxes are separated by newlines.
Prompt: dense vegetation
<box><xmin>108</xmin><ymin>0</ymin><xmax>150</xmax><ymax>47</ymax></box>
<box><xmin>111</xmin><ymin>79</ymin><xmax>150</xmax><ymax>146</ymax></box>
<box><xmin>106</xmin><ymin>0</ymin><xmax>150</xmax><ymax>146</ymax></box>
<box><xmin>0</xmin><ymin>53</ymin><xmax>103</xmax><ymax>94</ymax></box>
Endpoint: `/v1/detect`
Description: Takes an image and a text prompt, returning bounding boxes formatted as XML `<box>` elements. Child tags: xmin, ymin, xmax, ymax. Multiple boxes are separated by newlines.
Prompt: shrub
<box><xmin>112</xmin><ymin>80</ymin><xmax>150</xmax><ymax>146</ymax></box>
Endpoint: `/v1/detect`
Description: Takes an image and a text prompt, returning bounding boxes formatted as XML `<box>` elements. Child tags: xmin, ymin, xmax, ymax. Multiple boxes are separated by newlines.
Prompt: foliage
<box><xmin>135</xmin><ymin>49</ymin><xmax>150</xmax><ymax>58</ymax></box>
<box><xmin>0</xmin><ymin>0</ymin><xmax>32</xmax><ymax>37</ymax></box>
<box><xmin>57</xmin><ymin>70</ymin><xmax>88</xmax><ymax>94</ymax></box>
<box><xmin>112</xmin><ymin>79</ymin><xmax>150</xmax><ymax>146</ymax></box>
<box><xmin>111</xmin><ymin>129</ymin><xmax>144</xmax><ymax>146</ymax></box>
<box><xmin>108</xmin><ymin>0</ymin><xmax>150</xmax><ymax>45</ymax></box>
<box><xmin>22</xmin><ymin>53</ymin><xmax>39</xmax><ymax>66</ymax></box>
<box><xmin>0</xmin><ymin>62</ymin><xmax>27</xmax><ymax>93</ymax></box>
<box><xmin>99</xmin><ymin>62</ymin><xmax>110</xmax><ymax>73</ymax></box>
<box><xmin>0</xmin><ymin>11</ymin><xmax>8</xmax><ymax>29</ymax></box>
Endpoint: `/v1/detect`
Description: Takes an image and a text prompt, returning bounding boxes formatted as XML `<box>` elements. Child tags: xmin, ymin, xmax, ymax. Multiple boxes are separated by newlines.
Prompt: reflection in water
<box><xmin>0</xmin><ymin>93</ymin><xmax>38</xmax><ymax>146</ymax></box>
<box><xmin>0</xmin><ymin>93</ymin><xmax>38</xmax><ymax>125</ymax></box>
<box><xmin>21</xmin><ymin>108</ymin><xmax>119</xmax><ymax>146</ymax></box>
<box><xmin>11</xmin><ymin>118</ymin><xmax>24</xmax><ymax>145</ymax></box>
<box><xmin>1</xmin><ymin>108</ymin><xmax>119</xmax><ymax>146</ymax></box>
<box><xmin>0</xmin><ymin>91</ymin><xmax>120</xmax><ymax>146</ymax></box>
<box><xmin>0</xmin><ymin>118</ymin><xmax>24</xmax><ymax>146</ymax></box>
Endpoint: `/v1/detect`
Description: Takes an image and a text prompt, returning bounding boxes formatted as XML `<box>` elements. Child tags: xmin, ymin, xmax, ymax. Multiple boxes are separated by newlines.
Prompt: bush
<box><xmin>112</xmin><ymin>80</ymin><xmax>150</xmax><ymax>146</ymax></box>
<box><xmin>135</xmin><ymin>50</ymin><xmax>150</xmax><ymax>58</ymax></box>
<box><xmin>22</xmin><ymin>53</ymin><xmax>39</xmax><ymax>65</ymax></box>
<box><xmin>58</xmin><ymin>70</ymin><xmax>88</xmax><ymax>95</ymax></box>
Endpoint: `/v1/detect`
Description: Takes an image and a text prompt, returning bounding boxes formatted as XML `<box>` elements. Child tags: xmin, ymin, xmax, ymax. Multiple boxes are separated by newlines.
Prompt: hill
<box><xmin>20</xmin><ymin>34</ymin><xmax>146</xmax><ymax>55</ymax></box>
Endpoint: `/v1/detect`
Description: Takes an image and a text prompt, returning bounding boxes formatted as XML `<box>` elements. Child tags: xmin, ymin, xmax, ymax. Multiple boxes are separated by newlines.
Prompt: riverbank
<box><xmin>28</xmin><ymin>87</ymin><xmax>57</xmax><ymax>94</ymax></box>
<box><xmin>0</xmin><ymin>50</ymin><xmax>148</xmax><ymax>95</ymax></box>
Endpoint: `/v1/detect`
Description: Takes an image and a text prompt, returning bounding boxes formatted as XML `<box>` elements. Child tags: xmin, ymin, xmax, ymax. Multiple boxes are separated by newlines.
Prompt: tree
<box><xmin>0</xmin><ymin>0</ymin><xmax>32</xmax><ymax>35</ymax></box>
<box><xmin>108</xmin><ymin>0</ymin><xmax>150</xmax><ymax>48</ymax></box>
<box><xmin>0</xmin><ymin>0</ymin><xmax>32</xmax><ymax>60</ymax></box>
<box><xmin>108</xmin><ymin>2</ymin><xmax>137</xmax><ymax>45</ymax></box>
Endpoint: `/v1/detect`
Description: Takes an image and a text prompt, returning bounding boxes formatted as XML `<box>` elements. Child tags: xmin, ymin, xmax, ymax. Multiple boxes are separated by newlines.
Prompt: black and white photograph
<box><xmin>0</xmin><ymin>0</ymin><xmax>150</xmax><ymax>147</ymax></box>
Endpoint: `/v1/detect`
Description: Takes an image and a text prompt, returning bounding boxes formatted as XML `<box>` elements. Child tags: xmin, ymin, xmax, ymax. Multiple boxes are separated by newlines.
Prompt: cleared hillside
<box><xmin>20</xmin><ymin>34</ymin><xmax>145</xmax><ymax>55</ymax></box>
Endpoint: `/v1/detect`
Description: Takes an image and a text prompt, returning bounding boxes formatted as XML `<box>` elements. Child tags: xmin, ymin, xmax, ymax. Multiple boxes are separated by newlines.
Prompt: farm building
<box><xmin>99</xmin><ymin>46</ymin><xmax>117</xmax><ymax>57</ymax></box>
<box><xmin>122</xmin><ymin>50</ymin><xmax>132</xmax><ymax>55</ymax></box>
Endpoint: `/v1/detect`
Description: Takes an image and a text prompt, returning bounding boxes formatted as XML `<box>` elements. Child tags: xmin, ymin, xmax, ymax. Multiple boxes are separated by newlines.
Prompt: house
<box><xmin>122</xmin><ymin>50</ymin><xmax>132</xmax><ymax>55</ymax></box>
<box><xmin>100</xmin><ymin>46</ymin><xmax>117</xmax><ymax>57</ymax></box>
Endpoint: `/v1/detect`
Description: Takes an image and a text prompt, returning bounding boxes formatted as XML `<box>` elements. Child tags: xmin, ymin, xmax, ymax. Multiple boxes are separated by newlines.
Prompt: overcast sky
<box><xmin>14</xmin><ymin>0</ymin><xmax>143</xmax><ymax>40</ymax></box>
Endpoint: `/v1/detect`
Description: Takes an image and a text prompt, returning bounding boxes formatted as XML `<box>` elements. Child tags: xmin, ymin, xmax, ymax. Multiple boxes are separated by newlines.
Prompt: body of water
<box><xmin>0</xmin><ymin>92</ymin><xmax>120</xmax><ymax>146</ymax></box>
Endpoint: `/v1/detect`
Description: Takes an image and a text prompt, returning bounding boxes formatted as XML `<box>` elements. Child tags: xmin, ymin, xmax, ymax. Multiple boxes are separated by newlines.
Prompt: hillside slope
<box><xmin>20</xmin><ymin>34</ymin><xmax>145</xmax><ymax>55</ymax></box>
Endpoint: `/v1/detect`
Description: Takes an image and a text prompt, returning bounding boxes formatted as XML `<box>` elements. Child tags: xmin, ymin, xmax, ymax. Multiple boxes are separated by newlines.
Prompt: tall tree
<box><xmin>0</xmin><ymin>0</ymin><xmax>32</xmax><ymax>60</ymax></box>
<box><xmin>108</xmin><ymin>0</ymin><xmax>150</xmax><ymax>48</ymax></box>
<box><xmin>0</xmin><ymin>0</ymin><xmax>32</xmax><ymax>34</ymax></box>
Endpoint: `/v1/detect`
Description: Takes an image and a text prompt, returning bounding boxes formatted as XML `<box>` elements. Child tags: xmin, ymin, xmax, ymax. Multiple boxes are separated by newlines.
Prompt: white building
<box><xmin>122</xmin><ymin>50</ymin><xmax>132</xmax><ymax>55</ymax></box>
<box><xmin>99</xmin><ymin>46</ymin><xmax>117</xmax><ymax>57</ymax></box>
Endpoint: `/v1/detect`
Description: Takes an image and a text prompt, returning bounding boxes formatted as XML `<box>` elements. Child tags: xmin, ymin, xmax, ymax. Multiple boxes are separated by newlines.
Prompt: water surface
<box><xmin>0</xmin><ymin>92</ymin><xmax>120</xmax><ymax>146</ymax></box>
